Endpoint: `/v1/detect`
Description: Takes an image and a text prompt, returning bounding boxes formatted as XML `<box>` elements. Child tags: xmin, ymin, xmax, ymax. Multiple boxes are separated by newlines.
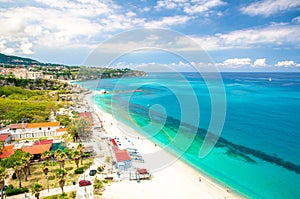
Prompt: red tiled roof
<box><xmin>33</xmin><ymin>139</ymin><xmax>53</xmax><ymax>145</ymax></box>
<box><xmin>9</xmin><ymin>123</ymin><xmax>27</xmax><ymax>129</ymax></box>
<box><xmin>0</xmin><ymin>145</ymin><xmax>15</xmax><ymax>159</ymax></box>
<box><xmin>114</xmin><ymin>149</ymin><xmax>131</xmax><ymax>162</ymax></box>
<box><xmin>27</xmin><ymin>122</ymin><xmax>60</xmax><ymax>128</ymax></box>
<box><xmin>22</xmin><ymin>144</ymin><xmax>51</xmax><ymax>155</ymax></box>
<box><xmin>0</xmin><ymin>133</ymin><xmax>10</xmax><ymax>142</ymax></box>
<box><xmin>79</xmin><ymin>112</ymin><xmax>92</xmax><ymax>118</ymax></box>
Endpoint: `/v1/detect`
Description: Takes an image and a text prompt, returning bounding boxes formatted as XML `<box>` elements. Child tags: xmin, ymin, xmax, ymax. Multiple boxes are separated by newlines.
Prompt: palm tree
<box><xmin>70</xmin><ymin>150</ymin><xmax>81</xmax><ymax>169</ymax></box>
<box><xmin>77</xmin><ymin>143</ymin><xmax>85</xmax><ymax>165</ymax></box>
<box><xmin>55</xmin><ymin>169</ymin><xmax>67</xmax><ymax>193</ymax></box>
<box><xmin>23</xmin><ymin>152</ymin><xmax>32</xmax><ymax>175</ymax></box>
<box><xmin>12</xmin><ymin>161</ymin><xmax>23</xmax><ymax>188</ymax></box>
<box><xmin>21</xmin><ymin>157</ymin><xmax>28</xmax><ymax>181</ymax></box>
<box><xmin>54</xmin><ymin>149</ymin><xmax>68</xmax><ymax>169</ymax></box>
<box><xmin>31</xmin><ymin>183</ymin><xmax>43</xmax><ymax>199</ymax></box>
<box><xmin>41</xmin><ymin>161</ymin><xmax>49</xmax><ymax>176</ymax></box>
<box><xmin>0</xmin><ymin>168</ymin><xmax>8</xmax><ymax>199</ymax></box>
<box><xmin>41</xmin><ymin>151</ymin><xmax>51</xmax><ymax>162</ymax></box>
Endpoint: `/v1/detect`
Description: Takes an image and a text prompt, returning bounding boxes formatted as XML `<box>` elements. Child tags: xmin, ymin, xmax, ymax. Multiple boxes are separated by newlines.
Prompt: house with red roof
<box><xmin>0</xmin><ymin>140</ymin><xmax>52</xmax><ymax>160</ymax></box>
<box><xmin>112</xmin><ymin>146</ymin><xmax>131</xmax><ymax>171</ymax></box>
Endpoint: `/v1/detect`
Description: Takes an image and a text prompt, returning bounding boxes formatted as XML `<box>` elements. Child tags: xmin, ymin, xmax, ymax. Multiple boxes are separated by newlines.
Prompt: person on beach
<box><xmin>226</xmin><ymin>186</ymin><xmax>230</xmax><ymax>193</ymax></box>
<box><xmin>199</xmin><ymin>176</ymin><xmax>201</xmax><ymax>182</ymax></box>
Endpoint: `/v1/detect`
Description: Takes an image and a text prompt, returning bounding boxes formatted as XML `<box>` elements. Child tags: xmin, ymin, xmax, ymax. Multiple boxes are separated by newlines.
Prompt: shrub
<box><xmin>11</xmin><ymin>173</ymin><xmax>17</xmax><ymax>180</ymax></box>
<box><xmin>5</xmin><ymin>187</ymin><xmax>29</xmax><ymax>196</ymax></box>
<box><xmin>74</xmin><ymin>167</ymin><xmax>84</xmax><ymax>174</ymax></box>
<box><xmin>58</xmin><ymin>192</ymin><xmax>68</xmax><ymax>199</ymax></box>
<box><xmin>82</xmin><ymin>153</ymin><xmax>91</xmax><ymax>158</ymax></box>
<box><xmin>65</xmin><ymin>166</ymin><xmax>73</xmax><ymax>171</ymax></box>
<box><xmin>97</xmin><ymin>165</ymin><xmax>104</xmax><ymax>173</ymax></box>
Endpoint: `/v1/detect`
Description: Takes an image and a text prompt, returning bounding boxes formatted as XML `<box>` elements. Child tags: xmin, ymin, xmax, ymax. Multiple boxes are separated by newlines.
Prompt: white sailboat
<box><xmin>269</xmin><ymin>77</ymin><xmax>272</xmax><ymax>82</ymax></box>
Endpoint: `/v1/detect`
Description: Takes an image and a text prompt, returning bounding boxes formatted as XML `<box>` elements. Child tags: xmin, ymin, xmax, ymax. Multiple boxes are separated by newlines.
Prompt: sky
<box><xmin>0</xmin><ymin>0</ymin><xmax>300</xmax><ymax>71</ymax></box>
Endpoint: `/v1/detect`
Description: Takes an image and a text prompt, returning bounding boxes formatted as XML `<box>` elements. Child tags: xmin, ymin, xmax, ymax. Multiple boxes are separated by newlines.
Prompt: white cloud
<box><xmin>217</xmin><ymin>58</ymin><xmax>251</xmax><ymax>68</ymax></box>
<box><xmin>275</xmin><ymin>60</ymin><xmax>297</xmax><ymax>67</ymax></box>
<box><xmin>192</xmin><ymin>23</ymin><xmax>300</xmax><ymax>50</ymax></box>
<box><xmin>19</xmin><ymin>42</ymin><xmax>33</xmax><ymax>54</ymax></box>
<box><xmin>241</xmin><ymin>0</ymin><xmax>300</xmax><ymax>17</ymax></box>
<box><xmin>1</xmin><ymin>48</ymin><xmax>15</xmax><ymax>54</ymax></box>
<box><xmin>184</xmin><ymin>0</ymin><xmax>226</xmax><ymax>14</ymax></box>
<box><xmin>253</xmin><ymin>58</ymin><xmax>267</xmax><ymax>67</ymax></box>
<box><xmin>155</xmin><ymin>0</ymin><xmax>226</xmax><ymax>14</ymax></box>
<box><xmin>145</xmin><ymin>15</ymin><xmax>191</xmax><ymax>28</ymax></box>
<box><xmin>0</xmin><ymin>40</ymin><xmax>14</xmax><ymax>54</ymax></box>
<box><xmin>0</xmin><ymin>1</ymin><xmax>147</xmax><ymax>54</ymax></box>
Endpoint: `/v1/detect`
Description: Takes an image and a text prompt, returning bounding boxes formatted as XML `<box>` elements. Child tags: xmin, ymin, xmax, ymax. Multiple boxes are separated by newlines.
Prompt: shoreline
<box><xmin>85</xmin><ymin>90</ymin><xmax>245</xmax><ymax>199</ymax></box>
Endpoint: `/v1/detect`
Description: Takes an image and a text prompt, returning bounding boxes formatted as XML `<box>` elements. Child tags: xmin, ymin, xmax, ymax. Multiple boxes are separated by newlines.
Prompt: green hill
<box><xmin>0</xmin><ymin>53</ymin><xmax>40</xmax><ymax>66</ymax></box>
<box><xmin>0</xmin><ymin>53</ymin><xmax>68</xmax><ymax>67</ymax></box>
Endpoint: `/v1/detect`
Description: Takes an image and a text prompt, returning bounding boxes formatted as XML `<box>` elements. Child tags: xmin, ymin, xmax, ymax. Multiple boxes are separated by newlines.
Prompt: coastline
<box><xmin>84</xmin><ymin>90</ymin><xmax>245</xmax><ymax>199</ymax></box>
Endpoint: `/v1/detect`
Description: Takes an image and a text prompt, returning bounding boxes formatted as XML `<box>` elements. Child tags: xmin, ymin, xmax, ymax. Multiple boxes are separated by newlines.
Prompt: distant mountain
<box><xmin>0</xmin><ymin>53</ymin><xmax>67</xmax><ymax>67</ymax></box>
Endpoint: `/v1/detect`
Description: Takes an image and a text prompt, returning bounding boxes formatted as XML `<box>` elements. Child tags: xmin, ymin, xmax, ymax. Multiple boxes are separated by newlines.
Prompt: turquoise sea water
<box><xmin>77</xmin><ymin>72</ymin><xmax>300</xmax><ymax>199</ymax></box>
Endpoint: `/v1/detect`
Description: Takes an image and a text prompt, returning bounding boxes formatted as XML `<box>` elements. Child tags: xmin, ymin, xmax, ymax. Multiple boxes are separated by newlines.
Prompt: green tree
<box><xmin>56</xmin><ymin>115</ymin><xmax>71</xmax><ymax>127</ymax></box>
<box><xmin>77</xmin><ymin>143</ymin><xmax>85</xmax><ymax>165</ymax></box>
<box><xmin>41</xmin><ymin>161</ymin><xmax>49</xmax><ymax>176</ymax></box>
<box><xmin>41</xmin><ymin>151</ymin><xmax>51</xmax><ymax>162</ymax></box>
<box><xmin>23</xmin><ymin>152</ymin><xmax>32</xmax><ymax>176</ymax></box>
<box><xmin>31</xmin><ymin>183</ymin><xmax>43</xmax><ymax>199</ymax></box>
<box><xmin>54</xmin><ymin>149</ymin><xmax>68</xmax><ymax>169</ymax></box>
<box><xmin>21</xmin><ymin>157</ymin><xmax>29</xmax><ymax>181</ymax></box>
<box><xmin>55</xmin><ymin>169</ymin><xmax>67</xmax><ymax>193</ymax></box>
<box><xmin>70</xmin><ymin>150</ymin><xmax>81</xmax><ymax>169</ymax></box>
<box><xmin>12</xmin><ymin>160</ymin><xmax>23</xmax><ymax>188</ymax></box>
<box><xmin>68</xmin><ymin>117</ymin><xmax>92</xmax><ymax>142</ymax></box>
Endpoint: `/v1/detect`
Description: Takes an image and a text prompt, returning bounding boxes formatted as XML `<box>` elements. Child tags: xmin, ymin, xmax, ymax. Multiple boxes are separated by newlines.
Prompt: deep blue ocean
<box><xmin>77</xmin><ymin>72</ymin><xmax>300</xmax><ymax>199</ymax></box>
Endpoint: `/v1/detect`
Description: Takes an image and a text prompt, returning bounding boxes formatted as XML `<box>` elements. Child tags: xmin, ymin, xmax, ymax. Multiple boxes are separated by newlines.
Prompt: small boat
<box><xmin>269</xmin><ymin>77</ymin><xmax>272</xmax><ymax>82</ymax></box>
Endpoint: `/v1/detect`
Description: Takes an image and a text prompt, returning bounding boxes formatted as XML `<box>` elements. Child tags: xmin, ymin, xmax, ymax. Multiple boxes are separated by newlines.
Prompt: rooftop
<box><xmin>113</xmin><ymin>148</ymin><xmax>131</xmax><ymax>162</ymax></box>
<box><xmin>22</xmin><ymin>144</ymin><xmax>51</xmax><ymax>154</ymax></box>
<box><xmin>56</xmin><ymin>128</ymin><xmax>68</xmax><ymax>132</ymax></box>
<box><xmin>0</xmin><ymin>145</ymin><xmax>15</xmax><ymax>159</ymax></box>
<box><xmin>33</xmin><ymin>139</ymin><xmax>53</xmax><ymax>145</ymax></box>
<box><xmin>9</xmin><ymin>123</ymin><xmax>27</xmax><ymax>129</ymax></box>
<box><xmin>27</xmin><ymin>122</ymin><xmax>60</xmax><ymax>128</ymax></box>
<box><xmin>79</xmin><ymin>112</ymin><xmax>92</xmax><ymax>119</ymax></box>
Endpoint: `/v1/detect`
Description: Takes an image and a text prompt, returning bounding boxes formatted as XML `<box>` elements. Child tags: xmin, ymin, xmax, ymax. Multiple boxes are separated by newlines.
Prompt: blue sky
<box><xmin>0</xmin><ymin>0</ymin><xmax>300</xmax><ymax>71</ymax></box>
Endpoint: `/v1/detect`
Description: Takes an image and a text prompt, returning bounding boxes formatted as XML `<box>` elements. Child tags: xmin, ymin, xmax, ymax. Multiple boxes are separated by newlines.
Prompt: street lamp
<box><xmin>46</xmin><ymin>175</ymin><xmax>49</xmax><ymax>192</ymax></box>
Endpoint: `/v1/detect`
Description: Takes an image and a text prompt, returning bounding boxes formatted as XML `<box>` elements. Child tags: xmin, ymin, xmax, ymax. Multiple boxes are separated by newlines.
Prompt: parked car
<box><xmin>89</xmin><ymin>169</ymin><xmax>97</xmax><ymax>176</ymax></box>
<box><xmin>79</xmin><ymin>180</ymin><xmax>91</xmax><ymax>187</ymax></box>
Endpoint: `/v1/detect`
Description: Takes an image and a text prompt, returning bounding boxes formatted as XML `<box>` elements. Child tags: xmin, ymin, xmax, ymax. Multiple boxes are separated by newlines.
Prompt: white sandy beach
<box><xmin>85</xmin><ymin>91</ymin><xmax>244</xmax><ymax>199</ymax></box>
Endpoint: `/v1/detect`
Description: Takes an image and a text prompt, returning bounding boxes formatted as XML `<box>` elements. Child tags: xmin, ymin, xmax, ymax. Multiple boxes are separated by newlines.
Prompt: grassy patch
<box><xmin>41</xmin><ymin>191</ymin><xmax>76</xmax><ymax>199</ymax></box>
<box><xmin>6</xmin><ymin>158</ymin><xmax>93</xmax><ymax>191</ymax></box>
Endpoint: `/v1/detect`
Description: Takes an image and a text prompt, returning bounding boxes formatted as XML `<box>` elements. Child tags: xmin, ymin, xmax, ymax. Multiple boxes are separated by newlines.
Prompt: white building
<box><xmin>26</xmin><ymin>71</ymin><xmax>43</xmax><ymax>80</ymax></box>
<box><xmin>5</xmin><ymin>122</ymin><xmax>67</xmax><ymax>140</ymax></box>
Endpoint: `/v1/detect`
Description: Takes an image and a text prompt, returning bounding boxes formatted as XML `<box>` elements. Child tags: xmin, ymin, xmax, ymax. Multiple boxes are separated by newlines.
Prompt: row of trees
<box><xmin>0</xmin><ymin>143</ymin><xmax>85</xmax><ymax>199</ymax></box>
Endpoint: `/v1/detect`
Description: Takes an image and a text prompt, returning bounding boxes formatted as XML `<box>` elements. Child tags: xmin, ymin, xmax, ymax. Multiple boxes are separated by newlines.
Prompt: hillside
<box><xmin>0</xmin><ymin>53</ymin><xmax>66</xmax><ymax>67</ymax></box>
